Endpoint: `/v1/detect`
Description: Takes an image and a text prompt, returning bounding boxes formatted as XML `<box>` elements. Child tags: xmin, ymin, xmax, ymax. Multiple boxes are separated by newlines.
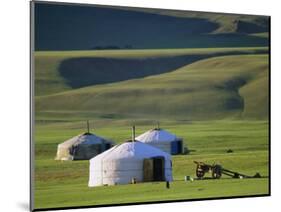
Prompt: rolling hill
<box><xmin>34</xmin><ymin>47</ymin><xmax>268</xmax><ymax>96</ymax></box>
<box><xmin>34</xmin><ymin>3</ymin><xmax>269</xmax><ymax>50</ymax></box>
<box><xmin>35</xmin><ymin>53</ymin><xmax>269</xmax><ymax>121</ymax></box>
<box><xmin>110</xmin><ymin>5</ymin><xmax>269</xmax><ymax>34</ymax></box>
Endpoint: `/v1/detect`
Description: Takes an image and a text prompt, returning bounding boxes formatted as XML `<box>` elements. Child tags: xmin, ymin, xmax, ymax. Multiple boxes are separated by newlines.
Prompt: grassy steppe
<box><xmin>34</xmin><ymin>120</ymin><xmax>269</xmax><ymax>209</ymax></box>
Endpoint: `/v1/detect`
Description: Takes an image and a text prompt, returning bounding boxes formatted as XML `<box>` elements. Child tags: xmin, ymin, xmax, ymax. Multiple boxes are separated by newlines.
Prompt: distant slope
<box><xmin>35</xmin><ymin>3</ymin><xmax>269</xmax><ymax>50</ymax></box>
<box><xmin>35</xmin><ymin>54</ymin><xmax>269</xmax><ymax>120</ymax></box>
<box><xmin>109</xmin><ymin>5</ymin><xmax>269</xmax><ymax>34</ymax></box>
<box><xmin>34</xmin><ymin>47</ymin><xmax>268</xmax><ymax>96</ymax></box>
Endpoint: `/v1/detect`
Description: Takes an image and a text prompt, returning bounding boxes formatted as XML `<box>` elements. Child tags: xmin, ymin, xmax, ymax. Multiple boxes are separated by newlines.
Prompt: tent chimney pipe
<box><xmin>87</xmin><ymin>120</ymin><xmax>90</xmax><ymax>133</ymax></box>
<box><xmin>132</xmin><ymin>125</ymin><xmax>135</xmax><ymax>142</ymax></box>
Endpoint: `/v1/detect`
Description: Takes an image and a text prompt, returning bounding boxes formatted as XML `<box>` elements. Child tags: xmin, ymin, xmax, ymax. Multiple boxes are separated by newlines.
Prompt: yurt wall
<box><xmin>72</xmin><ymin>142</ymin><xmax>113</xmax><ymax>160</ymax></box>
<box><xmin>55</xmin><ymin>133</ymin><xmax>113</xmax><ymax>161</ymax></box>
<box><xmin>89</xmin><ymin>142</ymin><xmax>173</xmax><ymax>187</ymax></box>
<box><xmin>71</xmin><ymin>144</ymin><xmax>100</xmax><ymax>160</ymax></box>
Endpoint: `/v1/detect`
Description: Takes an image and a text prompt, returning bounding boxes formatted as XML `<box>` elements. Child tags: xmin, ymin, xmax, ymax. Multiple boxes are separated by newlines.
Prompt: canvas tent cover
<box><xmin>55</xmin><ymin>133</ymin><xmax>112</xmax><ymax>160</ymax></box>
<box><xmin>136</xmin><ymin>128</ymin><xmax>178</xmax><ymax>143</ymax></box>
<box><xmin>89</xmin><ymin>141</ymin><xmax>173</xmax><ymax>187</ymax></box>
<box><xmin>136</xmin><ymin>128</ymin><xmax>182</xmax><ymax>154</ymax></box>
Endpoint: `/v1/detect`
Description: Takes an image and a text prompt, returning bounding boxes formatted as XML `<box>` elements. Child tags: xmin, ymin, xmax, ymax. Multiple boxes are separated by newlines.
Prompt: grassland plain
<box><xmin>34</xmin><ymin>120</ymin><xmax>269</xmax><ymax>209</ymax></box>
<box><xmin>33</xmin><ymin>47</ymin><xmax>269</xmax><ymax>210</ymax></box>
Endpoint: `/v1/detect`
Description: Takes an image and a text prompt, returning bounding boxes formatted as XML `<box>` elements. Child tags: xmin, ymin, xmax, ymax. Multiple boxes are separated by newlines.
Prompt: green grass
<box><xmin>35</xmin><ymin>54</ymin><xmax>269</xmax><ymax>120</ymax></box>
<box><xmin>34</xmin><ymin>120</ymin><xmax>269</xmax><ymax>209</ymax></box>
<box><xmin>35</xmin><ymin>179</ymin><xmax>268</xmax><ymax>209</ymax></box>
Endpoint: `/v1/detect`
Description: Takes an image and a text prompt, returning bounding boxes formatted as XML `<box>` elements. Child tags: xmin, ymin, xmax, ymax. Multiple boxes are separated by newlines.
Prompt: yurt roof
<box><xmin>59</xmin><ymin>132</ymin><xmax>110</xmax><ymax>148</ymax></box>
<box><xmin>135</xmin><ymin>128</ymin><xmax>178</xmax><ymax>143</ymax></box>
<box><xmin>90</xmin><ymin>141</ymin><xmax>170</xmax><ymax>162</ymax></box>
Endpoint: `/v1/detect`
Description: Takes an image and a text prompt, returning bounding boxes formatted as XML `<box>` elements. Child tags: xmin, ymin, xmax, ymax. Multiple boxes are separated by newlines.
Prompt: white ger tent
<box><xmin>55</xmin><ymin>132</ymin><xmax>113</xmax><ymax>161</ymax></box>
<box><xmin>136</xmin><ymin>128</ymin><xmax>183</xmax><ymax>154</ymax></box>
<box><xmin>88</xmin><ymin>141</ymin><xmax>173</xmax><ymax>187</ymax></box>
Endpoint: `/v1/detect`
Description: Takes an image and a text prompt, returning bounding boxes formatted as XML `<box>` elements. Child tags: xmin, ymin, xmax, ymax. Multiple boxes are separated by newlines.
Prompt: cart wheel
<box><xmin>196</xmin><ymin>167</ymin><xmax>205</xmax><ymax>178</ymax></box>
<box><xmin>212</xmin><ymin>165</ymin><xmax>222</xmax><ymax>179</ymax></box>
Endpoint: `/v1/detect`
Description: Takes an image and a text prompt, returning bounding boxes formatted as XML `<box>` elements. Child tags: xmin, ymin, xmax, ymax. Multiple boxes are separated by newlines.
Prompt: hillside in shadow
<box><xmin>35</xmin><ymin>3</ymin><xmax>269</xmax><ymax>50</ymax></box>
<box><xmin>59</xmin><ymin>50</ymin><xmax>267</xmax><ymax>89</ymax></box>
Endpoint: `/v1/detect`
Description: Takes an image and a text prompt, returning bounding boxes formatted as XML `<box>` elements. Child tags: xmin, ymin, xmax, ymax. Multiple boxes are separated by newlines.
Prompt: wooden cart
<box><xmin>194</xmin><ymin>161</ymin><xmax>261</xmax><ymax>179</ymax></box>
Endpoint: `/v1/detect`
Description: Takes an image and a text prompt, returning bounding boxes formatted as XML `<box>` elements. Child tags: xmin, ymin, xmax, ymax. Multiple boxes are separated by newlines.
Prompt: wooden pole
<box><xmin>166</xmin><ymin>181</ymin><xmax>170</xmax><ymax>189</ymax></box>
<box><xmin>132</xmin><ymin>125</ymin><xmax>135</xmax><ymax>142</ymax></box>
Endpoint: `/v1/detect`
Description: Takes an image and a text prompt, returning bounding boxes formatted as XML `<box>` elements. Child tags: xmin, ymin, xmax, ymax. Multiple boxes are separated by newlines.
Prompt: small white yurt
<box><xmin>88</xmin><ymin>139</ymin><xmax>173</xmax><ymax>187</ymax></box>
<box><xmin>136</xmin><ymin>128</ymin><xmax>183</xmax><ymax>155</ymax></box>
<box><xmin>55</xmin><ymin>132</ymin><xmax>113</xmax><ymax>161</ymax></box>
